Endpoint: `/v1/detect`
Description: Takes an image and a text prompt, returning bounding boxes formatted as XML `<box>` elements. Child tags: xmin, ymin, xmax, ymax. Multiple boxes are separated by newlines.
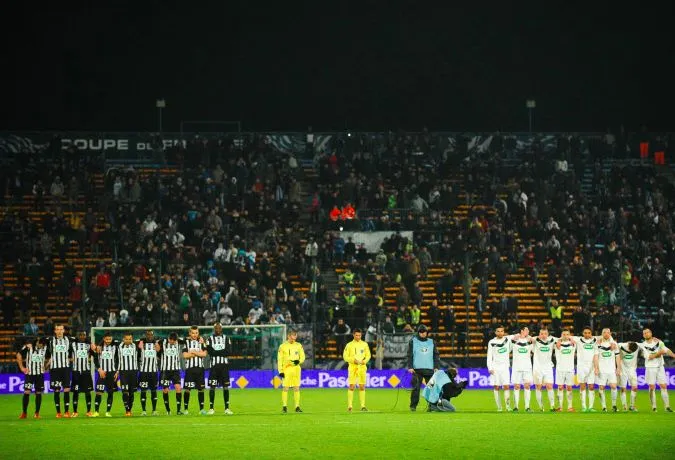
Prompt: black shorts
<box><xmin>139</xmin><ymin>372</ymin><xmax>158</xmax><ymax>390</ymax></box>
<box><xmin>24</xmin><ymin>374</ymin><xmax>45</xmax><ymax>393</ymax></box>
<box><xmin>49</xmin><ymin>368</ymin><xmax>71</xmax><ymax>390</ymax></box>
<box><xmin>96</xmin><ymin>371</ymin><xmax>117</xmax><ymax>392</ymax></box>
<box><xmin>160</xmin><ymin>370</ymin><xmax>181</xmax><ymax>388</ymax></box>
<box><xmin>184</xmin><ymin>368</ymin><xmax>205</xmax><ymax>390</ymax></box>
<box><xmin>119</xmin><ymin>371</ymin><xmax>138</xmax><ymax>392</ymax></box>
<box><xmin>72</xmin><ymin>371</ymin><xmax>94</xmax><ymax>392</ymax></box>
<box><xmin>208</xmin><ymin>365</ymin><xmax>230</xmax><ymax>388</ymax></box>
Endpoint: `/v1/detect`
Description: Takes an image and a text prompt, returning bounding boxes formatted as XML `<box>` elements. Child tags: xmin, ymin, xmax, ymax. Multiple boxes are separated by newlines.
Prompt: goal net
<box><xmin>90</xmin><ymin>324</ymin><xmax>286</xmax><ymax>371</ymax></box>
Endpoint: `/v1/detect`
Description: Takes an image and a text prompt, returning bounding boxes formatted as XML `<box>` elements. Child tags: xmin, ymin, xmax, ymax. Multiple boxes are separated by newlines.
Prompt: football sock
<box><xmin>547</xmin><ymin>389</ymin><xmax>555</xmax><ymax>408</ymax></box>
<box><xmin>588</xmin><ymin>389</ymin><xmax>595</xmax><ymax>408</ymax></box>
<box><xmin>494</xmin><ymin>390</ymin><xmax>503</xmax><ymax>410</ymax></box>
<box><xmin>176</xmin><ymin>392</ymin><xmax>182</xmax><ymax>412</ymax></box>
<box><xmin>650</xmin><ymin>389</ymin><xmax>656</xmax><ymax>408</ymax></box>
<box><xmin>22</xmin><ymin>394</ymin><xmax>29</xmax><ymax>413</ymax></box>
<box><xmin>620</xmin><ymin>391</ymin><xmax>628</xmax><ymax>408</ymax></box>
<box><xmin>141</xmin><ymin>391</ymin><xmax>147</xmax><ymax>411</ymax></box>
<box><xmin>504</xmin><ymin>389</ymin><xmax>510</xmax><ymax>409</ymax></box>
<box><xmin>599</xmin><ymin>390</ymin><xmax>606</xmax><ymax>408</ymax></box>
<box><xmin>35</xmin><ymin>393</ymin><xmax>42</xmax><ymax>413</ymax></box>
<box><xmin>122</xmin><ymin>392</ymin><xmax>129</xmax><ymax>411</ymax></box>
<box><xmin>558</xmin><ymin>389</ymin><xmax>564</xmax><ymax>408</ymax></box>
<box><xmin>54</xmin><ymin>392</ymin><xmax>61</xmax><ymax>413</ymax></box>
<box><xmin>95</xmin><ymin>394</ymin><xmax>102</xmax><ymax>412</ymax></box>
<box><xmin>524</xmin><ymin>388</ymin><xmax>531</xmax><ymax>408</ymax></box>
<box><xmin>660</xmin><ymin>388</ymin><xmax>670</xmax><ymax>407</ymax></box>
<box><xmin>514</xmin><ymin>389</ymin><xmax>520</xmax><ymax>408</ymax></box>
<box><xmin>580</xmin><ymin>389</ymin><xmax>587</xmax><ymax>410</ymax></box>
<box><xmin>224</xmin><ymin>389</ymin><xmax>230</xmax><ymax>409</ymax></box>
<box><xmin>197</xmin><ymin>391</ymin><xmax>204</xmax><ymax>410</ymax></box>
<box><xmin>106</xmin><ymin>392</ymin><xmax>114</xmax><ymax>412</ymax></box>
<box><xmin>183</xmin><ymin>392</ymin><xmax>190</xmax><ymax>410</ymax></box>
<box><xmin>567</xmin><ymin>389</ymin><xmax>573</xmax><ymax>409</ymax></box>
<box><xmin>64</xmin><ymin>392</ymin><xmax>70</xmax><ymax>412</ymax></box>
<box><xmin>282</xmin><ymin>391</ymin><xmax>288</xmax><ymax>407</ymax></box>
<box><xmin>128</xmin><ymin>392</ymin><xmax>135</xmax><ymax>410</ymax></box>
<box><xmin>359</xmin><ymin>389</ymin><xmax>365</xmax><ymax>408</ymax></box>
<box><xmin>85</xmin><ymin>392</ymin><xmax>92</xmax><ymax>412</ymax></box>
<box><xmin>163</xmin><ymin>392</ymin><xmax>170</xmax><ymax>411</ymax></box>
<box><xmin>630</xmin><ymin>390</ymin><xmax>637</xmax><ymax>407</ymax></box>
<box><xmin>348</xmin><ymin>389</ymin><xmax>355</xmax><ymax>408</ymax></box>
<box><xmin>611</xmin><ymin>388</ymin><xmax>617</xmax><ymax>406</ymax></box>
<box><xmin>73</xmin><ymin>391</ymin><xmax>79</xmax><ymax>413</ymax></box>
<box><xmin>294</xmin><ymin>390</ymin><xmax>301</xmax><ymax>408</ymax></box>
<box><xmin>535</xmin><ymin>389</ymin><xmax>543</xmax><ymax>409</ymax></box>
<box><xmin>151</xmin><ymin>390</ymin><xmax>157</xmax><ymax>411</ymax></box>
<box><xmin>209</xmin><ymin>389</ymin><xmax>216</xmax><ymax>409</ymax></box>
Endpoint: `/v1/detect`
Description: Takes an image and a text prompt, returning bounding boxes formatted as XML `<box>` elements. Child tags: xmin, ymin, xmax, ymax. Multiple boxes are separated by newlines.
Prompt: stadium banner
<box><xmin>338</xmin><ymin>231</ymin><xmax>414</xmax><ymax>254</ymax></box>
<box><xmin>383</xmin><ymin>333</ymin><xmax>414</xmax><ymax>358</ymax></box>
<box><xmin>294</xmin><ymin>324</ymin><xmax>315</xmax><ymax>368</ymax></box>
<box><xmin>1</xmin><ymin>368</ymin><xmax>672</xmax><ymax>393</ymax></box>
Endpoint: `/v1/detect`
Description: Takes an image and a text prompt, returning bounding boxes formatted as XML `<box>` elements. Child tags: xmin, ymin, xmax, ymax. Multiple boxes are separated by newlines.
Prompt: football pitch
<box><xmin>2</xmin><ymin>389</ymin><xmax>674</xmax><ymax>459</ymax></box>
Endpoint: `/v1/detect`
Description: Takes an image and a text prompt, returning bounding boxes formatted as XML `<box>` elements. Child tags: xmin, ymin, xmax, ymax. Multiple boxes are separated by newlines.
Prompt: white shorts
<box><xmin>577</xmin><ymin>364</ymin><xmax>595</xmax><ymax>385</ymax></box>
<box><xmin>556</xmin><ymin>370</ymin><xmax>575</xmax><ymax>386</ymax></box>
<box><xmin>619</xmin><ymin>369</ymin><xmax>638</xmax><ymax>388</ymax></box>
<box><xmin>511</xmin><ymin>370</ymin><xmax>533</xmax><ymax>385</ymax></box>
<box><xmin>645</xmin><ymin>367</ymin><xmax>668</xmax><ymax>386</ymax></box>
<box><xmin>596</xmin><ymin>372</ymin><xmax>617</xmax><ymax>387</ymax></box>
<box><xmin>533</xmin><ymin>368</ymin><xmax>554</xmax><ymax>385</ymax></box>
<box><xmin>490</xmin><ymin>368</ymin><xmax>511</xmax><ymax>386</ymax></box>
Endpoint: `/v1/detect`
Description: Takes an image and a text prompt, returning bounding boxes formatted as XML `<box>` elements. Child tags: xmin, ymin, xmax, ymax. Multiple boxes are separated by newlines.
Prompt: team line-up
<box><xmin>486</xmin><ymin>325</ymin><xmax>674</xmax><ymax>413</ymax></box>
<box><xmin>15</xmin><ymin>323</ymin><xmax>372</xmax><ymax>418</ymax></box>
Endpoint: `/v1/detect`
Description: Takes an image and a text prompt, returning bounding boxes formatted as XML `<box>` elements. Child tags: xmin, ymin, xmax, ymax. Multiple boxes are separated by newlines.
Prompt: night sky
<box><xmin>3</xmin><ymin>2</ymin><xmax>674</xmax><ymax>133</ymax></box>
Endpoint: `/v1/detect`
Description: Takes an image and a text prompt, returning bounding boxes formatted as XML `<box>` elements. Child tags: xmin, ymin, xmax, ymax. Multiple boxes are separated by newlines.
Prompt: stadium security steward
<box><xmin>407</xmin><ymin>324</ymin><xmax>440</xmax><ymax>411</ymax></box>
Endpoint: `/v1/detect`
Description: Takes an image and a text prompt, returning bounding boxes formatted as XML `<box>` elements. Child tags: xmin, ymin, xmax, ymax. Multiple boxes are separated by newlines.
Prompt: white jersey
<box><xmin>532</xmin><ymin>337</ymin><xmax>557</xmax><ymax>371</ymax></box>
<box><xmin>595</xmin><ymin>341</ymin><xmax>619</xmax><ymax>374</ymax></box>
<box><xmin>554</xmin><ymin>340</ymin><xmax>576</xmax><ymax>372</ymax></box>
<box><xmin>640</xmin><ymin>340</ymin><xmax>668</xmax><ymax>368</ymax></box>
<box><xmin>618</xmin><ymin>343</ymin><xmax>639</xmax><ymax>371</ymax></box>
<box><xmin>511</xmin><ymin>339</ymin><xmax>533</xmax><ymax>372</ymax></box>
<box><xmin>487</xmin><ymin>337</ymin><xmax>511</xmax><ymax>370</ymax></box>
<box><xmin>573</xmin><ymin>336</ymin><xmax>597</xmax><ymax>365</ymax></box>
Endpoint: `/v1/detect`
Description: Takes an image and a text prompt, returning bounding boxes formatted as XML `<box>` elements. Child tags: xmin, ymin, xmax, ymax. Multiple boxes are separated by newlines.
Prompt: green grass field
<box><xmin>2</xmin><ymin>389</ymin><xmax>674</xmax><ymax>459</ymax></box>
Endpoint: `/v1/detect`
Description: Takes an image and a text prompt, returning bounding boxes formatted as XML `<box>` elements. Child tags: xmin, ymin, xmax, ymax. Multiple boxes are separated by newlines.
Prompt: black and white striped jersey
<box><xmin>118</xmin><ymin>343</ymin><xmax>139</xmax><ymax>371</ymax></box>
<box><xmin>184</xmin><ymin>339</ymin><xmax>205</xmax><ymax>369</ymax></box>
<box><xmin>206</xmin><ymin>334</ymin><xmax>230</xmax><ymax>366</ymax></box>
<box><xmin>49</xmin><ymin>336</ymin><xmax>73</xmax><ymax>369</ymax></box>
<box><xmin>139</xmin><ymin>341</ymin><xmax>159</xmax><ymax>373</ymax></box>
<box><xmin>159</xmin><ymin>339</ymin><xmax>183</xmax><ymax>371</ymax></box>
<box><xmin>96</xmin><ymin>342</ymin><xmax>119</xmax><ymax>372</ymax></box>
<box><xmin>21</xmin><ymin>343</ymin><xmax>50</xmax><ymax>375</ymax></box>
<box><xmin>71</xmin><ymin>341</ymin><xmax>93</xmax><ymax>372</ymax></box>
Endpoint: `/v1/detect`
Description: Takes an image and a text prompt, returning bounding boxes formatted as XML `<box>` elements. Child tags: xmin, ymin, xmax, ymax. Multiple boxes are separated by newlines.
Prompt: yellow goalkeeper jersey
<box><xmin>277</xmin><ymin>341</ymin><xmax>305</xmax><ymax>373</ymax></box>
<box><xmin>343</xmin><ymin>340</ymin><xmax>371</xmax><ymax>365</ymax></box>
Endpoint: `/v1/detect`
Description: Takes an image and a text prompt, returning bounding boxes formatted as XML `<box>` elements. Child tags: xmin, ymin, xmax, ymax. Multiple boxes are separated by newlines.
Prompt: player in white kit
<box><xmin>639</xmin><ymin>328</ymin><xmax>675</xmax><ymax>412</ymax></box>
<box><xmin>532</xmin><ymin>328</ymin><xmax>557</xmax><ymax>412</ymax></box>
<box><xmin>554</xmin><ymin>329</ymin><xmax>577</xmax><ymax>412</ymax></box>
<box><xmin>593</xmin><ymin>328</ymin><xmax>620</xmax><ymax>412</ymax></box>
<box><xmin>617</xmin><ymin>341</ymin><xmax>639</xmax><ymax>411</ymax></box>
<box><xmin>510</xmin><ymin>326</ymin><xmax>535</xmax><ymax>412</ymax></box>
<box><xmin>486</xmin><ymin>325</ymin><xmax>512</xmax><ymax>412</ymax></box>
<box><xmin>573</xmin><ymin>327</ymin><xmax>598</xmax><ymax>412</ymax></box>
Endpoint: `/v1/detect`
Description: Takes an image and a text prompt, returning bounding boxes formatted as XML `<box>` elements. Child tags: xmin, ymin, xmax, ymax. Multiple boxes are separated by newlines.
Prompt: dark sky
<box><xmin>2</xmin><ymin>2</ymin><xmax>674</xmax><ymax>132</ymax></box>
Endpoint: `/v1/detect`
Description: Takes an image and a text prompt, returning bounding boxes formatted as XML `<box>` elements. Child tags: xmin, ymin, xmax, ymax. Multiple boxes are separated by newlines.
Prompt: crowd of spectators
<box><xmin>1</xmin><ymin>130</ymin><xmax>674</xmax><ymax>364</ymax></box>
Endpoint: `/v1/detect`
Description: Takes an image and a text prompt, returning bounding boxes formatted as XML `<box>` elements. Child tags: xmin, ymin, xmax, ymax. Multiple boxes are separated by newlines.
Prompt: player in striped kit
<box><xmin>573</xmin><ymin>327</ymin><xmax>598</xmax><ymax>412</ymax></box>
<box><xmin>93</xmin><ymin>332</ymin><xmax>118</xmax><ymax>417</ymax></box>
<box><xmin>159</xmin><ymin>332</ymin><xmax>184</xmax><ymax>415</ymax></box>
<box><xmin>618</xmin><ymin>341</ymin><xmax>639</xmax><ymax>411</ymax></box>
<box><xmin>137</xmin><ymin>329</ymin><xmax>160</xmax><ymax>416</ymax></box>
<box><xmin>206</xmin><ymin>322</ymin><xmax>234</xmax><ymax>415</ymax></box>
<box><xmin>182</xmin><ymin>326</ymin><xmax>207</xmax><ymax>415</ymax></box>
<box><xmin>554</xmin><ymin>329</ymin><xmax>577</xmax><ymax>412</ymax></box>
<box><xmin>119</xmin><ymin>332</ymin><xmax>139</xmax><ymax>416</ymax></box>
<box><xmin>593</xmin><ymin>328</ymin><xmax>620</xmax><ymax>412</ymax></box>
<box><xmin>71</xmin><ymin>331</ymin><xmax>95</xmax><ymax>417</ymax></box>
<box><xmin>532</xmin><ymin>328</ymin><xmax>557</xmax><ymax>412</ymax></box>
<box><xmin>17</xmin><ymin>337</ymin><xmax>50</xmax><ymax>419</ymax></box>
<box><xmin>510</xmin><ymin>326</ymin><xmax>534</xmax><ymax>412</ymax></box>
<box><xmin>49</xmin><ymin>324</ymin><xmax>73</xmax><ymax>418</ymax></box>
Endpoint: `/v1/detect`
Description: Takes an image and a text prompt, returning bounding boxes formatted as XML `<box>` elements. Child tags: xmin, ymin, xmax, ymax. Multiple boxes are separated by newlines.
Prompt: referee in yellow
<box><xmin>343</xmin><ymin>328</ymin><xmax>371</xmax><ymax>412</ymax></box>
<box><xmin>277</xmin><ymin>330</ymin><xmax>305</xmax><ymax>414</ymax></box>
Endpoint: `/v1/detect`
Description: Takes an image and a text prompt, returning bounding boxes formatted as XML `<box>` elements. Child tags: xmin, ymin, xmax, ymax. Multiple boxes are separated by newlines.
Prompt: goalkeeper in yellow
<box><xmin>277</xmin><ymin>330</ymin><xmax>305</xmax><ymax>414</ymax></box>
<box><xmin>343</xmin><ymin>328</ymin><xmax>371</xmax><ymax>412</ymax></box>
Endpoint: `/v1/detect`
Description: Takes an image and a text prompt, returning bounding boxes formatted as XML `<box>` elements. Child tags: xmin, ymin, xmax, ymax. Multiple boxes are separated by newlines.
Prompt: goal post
<box><xmin>90</xmin><ymin>324</ymin><xmax>286</xmax><ymax>371</ymax></box>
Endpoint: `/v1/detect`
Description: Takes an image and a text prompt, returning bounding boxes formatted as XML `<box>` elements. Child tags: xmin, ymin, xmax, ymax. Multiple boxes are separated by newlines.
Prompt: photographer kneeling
<box><xmin>422</xmin><ymin>368</ymin><xmax>467</xmax><ymax>412</ymax></box>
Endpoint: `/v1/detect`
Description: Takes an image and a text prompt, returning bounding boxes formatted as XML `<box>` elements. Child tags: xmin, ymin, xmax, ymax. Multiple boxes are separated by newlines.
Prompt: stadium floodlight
<box><xmin>525</xmin><ymin>99</ymin><xmax>536</xmax><ymax>132</ymax></box>
<box><xmin>156</xmin><ymin>99</ymin><xmax>166</xmax><ymax>133</ymax></box>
